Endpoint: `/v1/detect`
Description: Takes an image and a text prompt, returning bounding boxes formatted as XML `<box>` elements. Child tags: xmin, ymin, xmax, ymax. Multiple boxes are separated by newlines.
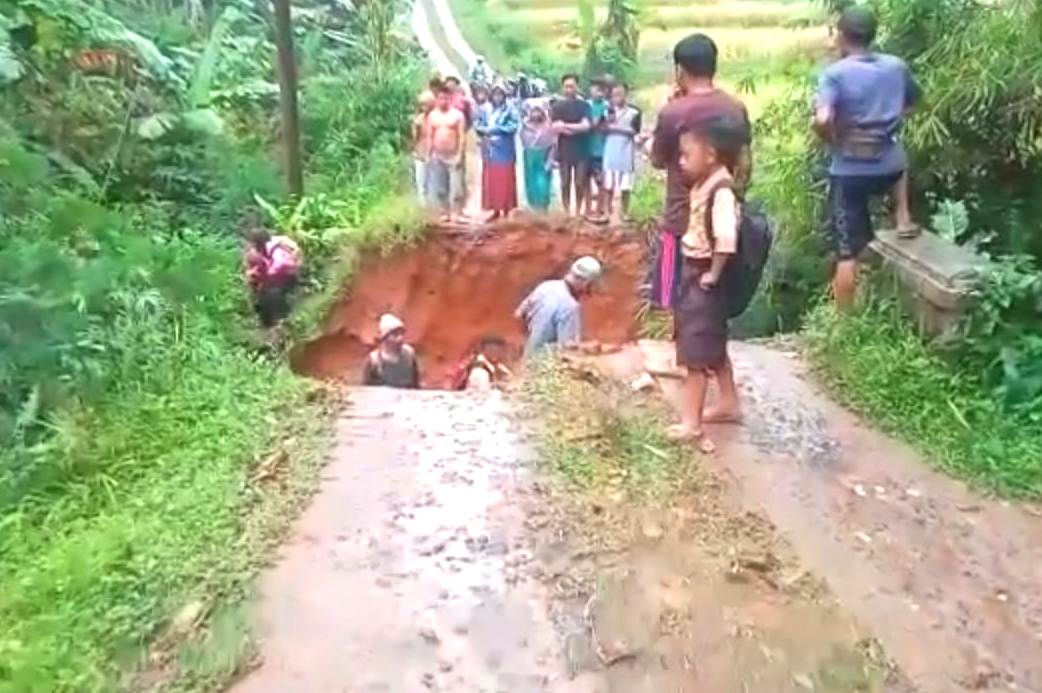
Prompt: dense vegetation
<box><xmin>0</xmin><ymin>0</ymin><xmax>421</xmax><ymax>687</ymax></box>
<box><xmin>756</xmin><ymin>0</ymin><xmax>1042</xmax><ymax>494</ymax></box>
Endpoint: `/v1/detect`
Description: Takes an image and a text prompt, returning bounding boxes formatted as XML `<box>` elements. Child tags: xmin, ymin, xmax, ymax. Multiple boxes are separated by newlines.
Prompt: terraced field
<box><xmin>448</xmin><ymin>0</ymin><xmax>830</xmax><ymax>116</ymax></box>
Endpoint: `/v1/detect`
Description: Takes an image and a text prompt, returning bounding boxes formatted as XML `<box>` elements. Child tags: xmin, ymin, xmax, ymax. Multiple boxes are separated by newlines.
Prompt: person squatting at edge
<box><xmin>812</xmin><ymin>6</ymin><xmax>921</xmax><ymax>311</ymax></box>
<box><xmin>362</xmin><ymin>313</ymin><xmax>421</xmax><ymax>389</ymax></box>
<box><xmin>515</xmin><ymin>256</ymin><xmax>603</xmax><ymax>359</ymax></box>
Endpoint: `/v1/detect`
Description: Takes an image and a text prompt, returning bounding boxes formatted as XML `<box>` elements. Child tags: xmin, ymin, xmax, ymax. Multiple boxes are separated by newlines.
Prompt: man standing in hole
<box><xmin>515</xmin><ymin>256</ymin><xmax>603</xmax><ymax>358</ymax></box>
<box><xmin>649</xmin><ymin>34</ymin><xmax>752</xmax><ymax>312</ymax></box>
<box><xmin>363</xmin><ymin>313</ymin><xmax>421</xmax><ymax>389</ymax></box>
<box><xmin>551</xmin><ymin>74</ymin><xmax>592</xmax><ymax>217</ymax></box>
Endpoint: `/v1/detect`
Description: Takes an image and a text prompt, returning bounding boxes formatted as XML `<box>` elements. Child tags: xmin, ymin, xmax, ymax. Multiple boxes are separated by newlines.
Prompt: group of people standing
<box><xmin>411</xmin><ymin>71</ymin><xmax>644</xmax><ymax>223</ymax></box>
<box><xmin>247</xmin><ymin>7</ymin><xmax>920</xmax><ymax>456</ymax></box>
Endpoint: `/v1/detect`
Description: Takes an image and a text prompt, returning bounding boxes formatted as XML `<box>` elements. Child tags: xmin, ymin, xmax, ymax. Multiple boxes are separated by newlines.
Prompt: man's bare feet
<box><xmin>702</xmin><ymin>406</ymin><xmax>742</xmax><ymax>424</ymax></box>
<box><xmin>665</xmin><ymin>424</ymin><xmax>716</xmax><ymax>453</ymax></box>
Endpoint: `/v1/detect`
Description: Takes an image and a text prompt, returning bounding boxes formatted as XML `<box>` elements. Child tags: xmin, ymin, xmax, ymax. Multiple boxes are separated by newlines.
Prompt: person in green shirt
<box><xmin>585</xmin><ymin>77</ymin><xmax>612</xmax><ymax>223</ymax></box>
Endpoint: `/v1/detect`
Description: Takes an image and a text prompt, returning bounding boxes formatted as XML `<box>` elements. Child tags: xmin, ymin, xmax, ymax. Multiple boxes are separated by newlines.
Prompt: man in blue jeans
<box><xmin>813</xmin><ymin>6</ymin><xmax>921</xmax><ymax>310</ymax></box>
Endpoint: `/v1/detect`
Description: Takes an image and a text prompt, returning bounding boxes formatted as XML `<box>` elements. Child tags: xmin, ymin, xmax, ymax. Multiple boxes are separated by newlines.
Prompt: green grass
<box><xmin>804</xmin><ymin>297</ymin><xmax>1042</xmax><ymax>498</ymax></box>
<box><xmin>524</xmin><ymin>359</ymin><xmax>700</xmax><ymax>498</ymax></box>
<box><xmin>0</xmin><ymin>325</ymin><xmax>335</xmax><ymax>691</ymax></box>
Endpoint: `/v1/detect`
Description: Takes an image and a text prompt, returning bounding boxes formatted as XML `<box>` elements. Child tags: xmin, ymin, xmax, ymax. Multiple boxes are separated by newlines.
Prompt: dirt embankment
<box><xmin>293</xmin><ymin>220</ymin><xmax>647</xmax><ymax>387</ymax></box>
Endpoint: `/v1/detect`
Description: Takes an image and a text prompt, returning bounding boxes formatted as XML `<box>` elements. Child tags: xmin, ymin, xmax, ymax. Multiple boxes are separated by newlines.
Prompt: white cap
<box><xmin>569</xmin><ymin>256</ymin><xmax>603</xmax><ymax>283</ymax></box>
<box><xmin>378</xmin><ymin>313</ymin><xmax>405</xmax><ymax>340</ymax></box>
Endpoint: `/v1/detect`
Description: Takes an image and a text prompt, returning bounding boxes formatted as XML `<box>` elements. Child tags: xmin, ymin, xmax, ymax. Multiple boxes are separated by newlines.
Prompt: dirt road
<box><xmin>233</xmin><ymin>389</ymin><xmax>573</xmax><ymax>691</ymax></box>
<box><xmin>245</xmin><ymin>223</ymin><xmax>1042</xmax><ymax>693</ymax></box>
<box><xmin>233</xmin><ymin>382</ymin><xmax>899</xmax><ymax>693</ymax></box>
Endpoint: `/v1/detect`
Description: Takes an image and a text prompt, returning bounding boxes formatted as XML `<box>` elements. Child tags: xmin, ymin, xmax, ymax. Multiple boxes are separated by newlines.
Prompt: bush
<box><xmin>805</xmin><ymin>294</ymin><xmax>1042</xmax><ymax>497</ymax></box>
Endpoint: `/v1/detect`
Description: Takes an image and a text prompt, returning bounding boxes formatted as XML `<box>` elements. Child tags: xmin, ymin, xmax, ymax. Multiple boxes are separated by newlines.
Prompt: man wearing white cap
<box><xmin>362</xmin><ymin>313</ymin><xmax>421</xmax><ymax>388</ymax></box>
<box><xmin>515</xmin><ymin>256</ymin><xmax>603</xmax><ymax>359</ymax></box>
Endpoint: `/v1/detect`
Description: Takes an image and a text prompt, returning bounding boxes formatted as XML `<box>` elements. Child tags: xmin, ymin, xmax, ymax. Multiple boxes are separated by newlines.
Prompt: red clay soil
<box><xmin>293</xmin><ymin>220</ymin><xmax>646</xmax><ymax>387</ymax></box>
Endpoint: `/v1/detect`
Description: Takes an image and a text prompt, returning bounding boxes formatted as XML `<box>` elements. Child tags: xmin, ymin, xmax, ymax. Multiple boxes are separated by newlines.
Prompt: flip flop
<box><xmin>897</xmin><ymin>223</ymin><xmax>921</xmax><ymax>239</ymax></box>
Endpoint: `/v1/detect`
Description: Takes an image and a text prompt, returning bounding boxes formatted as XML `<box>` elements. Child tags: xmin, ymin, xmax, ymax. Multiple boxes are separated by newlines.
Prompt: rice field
<box><xmin>448</xmin><ymin>0</ymin><xmax>829</xmax><ymax>118</ymax></box>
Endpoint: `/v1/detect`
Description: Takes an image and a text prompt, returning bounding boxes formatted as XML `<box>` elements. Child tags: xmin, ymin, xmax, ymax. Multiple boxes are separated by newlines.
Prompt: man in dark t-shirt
<box><xmin>551</xmin><ymin>74</ymin><xmax>592</xmax><ymax>216</ymax></box>
<box><xmin>648</xmin><ymin>33</ymin><xmax>752</xmax><ymax>310</ymax></box>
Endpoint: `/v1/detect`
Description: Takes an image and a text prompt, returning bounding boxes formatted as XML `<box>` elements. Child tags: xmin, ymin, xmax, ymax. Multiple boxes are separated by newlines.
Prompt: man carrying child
<box><xmin>669</xmin><ymin>118</ymin><xmax>746</xmax><ymax>452</ymax></box>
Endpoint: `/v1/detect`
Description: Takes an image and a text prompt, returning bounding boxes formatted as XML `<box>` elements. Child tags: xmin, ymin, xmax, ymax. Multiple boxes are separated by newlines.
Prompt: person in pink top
<box><xmin>243</xmin><ymin>228</ymin><xmax>302</xmax><ymax>327</ymax></box>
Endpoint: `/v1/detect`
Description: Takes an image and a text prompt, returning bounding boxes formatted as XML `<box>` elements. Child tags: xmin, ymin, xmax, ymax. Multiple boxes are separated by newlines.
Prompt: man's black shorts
<box><xmin>826</xmin><ymin>172</ymin><xmax>902</xmax><ymax>260</ymax></box>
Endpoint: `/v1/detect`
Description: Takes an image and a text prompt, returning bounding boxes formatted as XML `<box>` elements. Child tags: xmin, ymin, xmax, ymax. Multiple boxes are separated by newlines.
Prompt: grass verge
<box><xmin>0</xmin><ymin>333</ymin><xmax>337</xmax><ymax>692</ymax></box>
<box><xmin>522</xmin><ymin>358</ymin><xmax>699</xmax><ymax>499</ymax></box>
<box><xmin>804</xmin><ymin>298</ymin><xmax>1042</xmax><ymax>498</ymax></box>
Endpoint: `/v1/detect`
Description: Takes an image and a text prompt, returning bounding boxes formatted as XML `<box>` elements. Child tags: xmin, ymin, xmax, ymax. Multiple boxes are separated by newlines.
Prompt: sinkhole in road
<box><xmin>292</xmin><ymin>220</ymin><xmax>647</xmax><ymax>388</ymax></box>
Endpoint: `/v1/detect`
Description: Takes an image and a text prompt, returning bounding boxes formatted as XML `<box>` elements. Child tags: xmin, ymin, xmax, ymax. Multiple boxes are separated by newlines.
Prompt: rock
<box><xmin>641</xmin><ymin>522</ymin><xmax>664</xmax><ymax>541</ymax></box>
<box><xmin>170</xmin><ymin>600</ymin><xmax>206</xmax><ymax>636</ymax></box>
<box><xmin>419</xmin><ymin>627</ymin><xmax>440</xmax><ymax>645</ymax></box>
<box><xmin>596</xmin><ymin>638</ymin><xmax>638</xmax><ymax>667</ymax></box>
<box><xmin>793</xmin><ymin>673</ymin><xmax>815</xmax><ymax>689</ymax></box>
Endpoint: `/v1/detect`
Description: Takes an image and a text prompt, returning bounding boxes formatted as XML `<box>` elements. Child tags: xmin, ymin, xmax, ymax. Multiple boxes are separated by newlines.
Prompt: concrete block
<box><xmin>867</xmin><ymin>229</ymin><xmax>990</xmax><ymax>336</ymax></box>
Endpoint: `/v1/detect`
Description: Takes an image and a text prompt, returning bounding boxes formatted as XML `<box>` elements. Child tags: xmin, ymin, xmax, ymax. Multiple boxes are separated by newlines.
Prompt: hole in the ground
<box><xmin>292</xmin><ymin>220</ymin><xmax>647</xmax><ymax>387</ymax></box>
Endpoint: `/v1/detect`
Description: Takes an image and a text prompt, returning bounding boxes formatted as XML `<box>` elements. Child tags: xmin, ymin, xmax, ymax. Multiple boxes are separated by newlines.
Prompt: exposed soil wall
<box><xmin>293</xmin><ymin>220</ymin><xmax>647</xmax><ymax>387</ymax></box>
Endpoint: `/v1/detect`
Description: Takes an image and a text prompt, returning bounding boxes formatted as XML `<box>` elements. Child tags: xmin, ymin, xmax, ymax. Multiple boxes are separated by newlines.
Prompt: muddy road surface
<box><xmin>596</xmin><ymin>340</ymin><xmax>1042</xmax><ymax>693</ymax></box>
<box><xmin>234</xmin><ymin>387</ymin><xmax>899</xmax><ymax>693</ymax></box>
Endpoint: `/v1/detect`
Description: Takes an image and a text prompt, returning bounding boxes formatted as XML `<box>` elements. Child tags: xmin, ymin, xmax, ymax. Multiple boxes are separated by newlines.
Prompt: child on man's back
<box><xmin>668</xmin><ymin>118</ymin><xmax>746</xmax><ymax>452</ymax></box>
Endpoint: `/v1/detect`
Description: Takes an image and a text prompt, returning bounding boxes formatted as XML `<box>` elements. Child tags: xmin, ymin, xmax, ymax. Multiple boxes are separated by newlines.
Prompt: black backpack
<box><xmin>706</xmin><ymin>183</ymin><xmax>774</xmax><ymax>319</ymax></box>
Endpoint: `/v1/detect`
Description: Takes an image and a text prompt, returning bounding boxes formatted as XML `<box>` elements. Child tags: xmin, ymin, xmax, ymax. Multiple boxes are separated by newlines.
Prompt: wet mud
<box><xmin>293</xmin><ymin>220</ymin><xmax>645</xmax><ymax>387</ymax></box>
<box><xmin>593</xmin><ymin>340</ymin><xmax>1042</xmax><ymax>693</ymax></box>
<box><xmin>236</xmin><ymin>385</ymin><xmax>899</xmax><ymax>693</ymax></box>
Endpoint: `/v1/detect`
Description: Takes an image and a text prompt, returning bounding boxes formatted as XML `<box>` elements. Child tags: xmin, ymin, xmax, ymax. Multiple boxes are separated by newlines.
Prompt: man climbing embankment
<box><xmin>516</xmin><ymin>256</ymin><xmax>603</xmax><ymax>358</ymax></box>
<box><xmin>648</xmin><ymin>34</ymin><xmax>752</xmax><ymax>312</ymax></box>
<box><xmin>813</xmin><ymin>6</ymin><xmax>921</xmax><ymax>310</ymax></box>
<box><xmin>244</xmin><ymin>227</ymin><xmax>302</xmax><ymax>328</ymax></box>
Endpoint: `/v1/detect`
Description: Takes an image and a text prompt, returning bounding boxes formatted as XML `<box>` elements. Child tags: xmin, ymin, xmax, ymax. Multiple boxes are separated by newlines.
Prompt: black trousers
<box><xmin>255</xmin><ymin>276</ymin><xmax>296</xmax><ymax>327</ymax></box>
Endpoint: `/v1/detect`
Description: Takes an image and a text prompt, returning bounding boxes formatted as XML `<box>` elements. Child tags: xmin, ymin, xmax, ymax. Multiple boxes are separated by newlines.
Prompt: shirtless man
<box><xmin>426</xmin><ymin>86</ymin><xmax>466</xmax><ymax>223</ymax></box>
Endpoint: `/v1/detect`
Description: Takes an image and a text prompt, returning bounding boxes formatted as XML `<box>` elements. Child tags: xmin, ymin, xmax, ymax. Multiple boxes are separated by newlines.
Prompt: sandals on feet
<box><xmin>897</xmin><ymin>223</ymin><xmax>921</xmax><ymax>239</ymax></box>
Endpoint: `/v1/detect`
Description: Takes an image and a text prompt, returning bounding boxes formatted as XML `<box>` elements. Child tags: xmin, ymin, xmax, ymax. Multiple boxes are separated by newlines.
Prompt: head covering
<box><xmin>521</xmin><ymin>98</ymin><xmax>554</xmax><ymax>150</ymax></box>
<box><xmin>378</xmin><ymin>313</ymin><xmax>405</xmax><ymax>340</ymax></box>
<box><xmin>568</xmin><ymin>256</ymin><xmax>603</xmax><ymax>284</ymax></box>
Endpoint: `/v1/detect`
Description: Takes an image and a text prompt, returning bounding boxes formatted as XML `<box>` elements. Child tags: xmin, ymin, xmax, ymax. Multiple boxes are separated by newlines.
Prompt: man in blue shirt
<box><xmin>813</xmin><ymin>6</ymin><xmax>921</xmax><ymax>310</ymax></box>
<box><xmin>515</xmin><ymin>256</ymin><xmax>603</xmax><ymax>358</ymax></box>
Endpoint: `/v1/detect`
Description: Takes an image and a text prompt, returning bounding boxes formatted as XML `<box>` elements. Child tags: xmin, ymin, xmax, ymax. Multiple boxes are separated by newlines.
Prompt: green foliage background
<box><xmin>0</xmin><ymin>0</ymin><xmax>424</xmax><ymax>687</ymax></box>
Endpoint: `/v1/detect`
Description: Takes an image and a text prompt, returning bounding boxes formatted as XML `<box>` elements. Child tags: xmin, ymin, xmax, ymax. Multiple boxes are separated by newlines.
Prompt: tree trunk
<box><xmin>273</xmin><ymin>0</ymin><xmax>304</xmax><ymax>197</ymax></box>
